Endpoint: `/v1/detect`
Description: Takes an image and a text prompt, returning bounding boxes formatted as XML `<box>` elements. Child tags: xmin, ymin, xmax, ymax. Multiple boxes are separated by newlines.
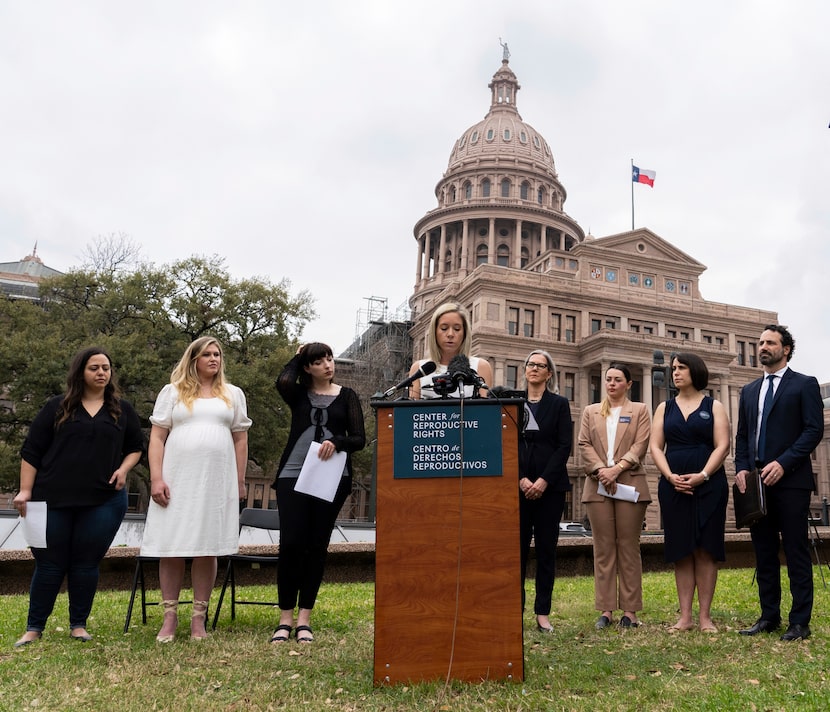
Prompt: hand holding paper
<box><xmin>294</xmin><ymin>441</ymin><xmax>347</xmax><ymax>502</ymax></box>
<box><xmin>598</xmin><ymin>481</ymin><xmax>640</xmax><ymax>503</ymax></box>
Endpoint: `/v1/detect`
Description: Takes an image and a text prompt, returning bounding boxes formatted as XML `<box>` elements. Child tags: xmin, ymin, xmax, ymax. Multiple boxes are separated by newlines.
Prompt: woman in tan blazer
<box><xmin>579</xmin><ymin>363</ymin><xmax>651</xmax><ymax>629</ymax></box>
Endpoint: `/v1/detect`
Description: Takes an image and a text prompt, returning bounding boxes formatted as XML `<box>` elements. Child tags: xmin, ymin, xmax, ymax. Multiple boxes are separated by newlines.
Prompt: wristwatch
<box><xmin>701</xmin><ymin>470</ymin><xmax>709</xmax><ymax>482</ymax></box>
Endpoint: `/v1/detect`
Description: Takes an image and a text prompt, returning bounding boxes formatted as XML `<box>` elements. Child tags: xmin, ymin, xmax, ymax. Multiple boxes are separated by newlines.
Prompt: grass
<box><xmin>1</xmin><ymin>567</ymin><xmax>829</xmax><ymax>711</ymax></box>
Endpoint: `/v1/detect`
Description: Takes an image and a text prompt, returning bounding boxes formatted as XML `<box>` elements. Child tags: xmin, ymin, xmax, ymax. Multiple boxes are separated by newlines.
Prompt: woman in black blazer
<box><xmin>517</xmin><ymin>349</ymin><xmax>573</xmax><ymax>633</ymax></box>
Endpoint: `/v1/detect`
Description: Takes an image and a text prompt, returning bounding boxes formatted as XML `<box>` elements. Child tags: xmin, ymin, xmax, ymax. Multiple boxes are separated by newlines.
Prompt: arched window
<box><xmin>476</xmin><ymin>244</ymin><xmax>488</xmax><ymax>266</ymax></box>
<box><xmin>520</xmin><ymin>182</ymin><xmax>530</xmax><ymax>200</ymax></box>
<box><xmin>521</xmin><ymin>247</ymin><xmax>530</xmax><ymax>268</ymax></box>
<box><xmin>497</xmin><ymin>244</ymin><xmax>510</xmax><ymax>267</ymax></box>
<box><xmin>537</xmin><ymin>187</ymin><xmax>545</xmax><ymax>205</ymax></box>
<box><xmin>482</xmin><ymin>178</ymin><xmax>491</xmax><ymax>198</ymax></box>
<box><xmin>464</xmin><ymin>181</ymin><xmax>472</xmax><ymax>200</ymax></box>
<box><xmin>449</xmin><ymin>186</ymin><xmax>456</xmax><ymax>203</ymax></box>
<box><xmin>501</xmin><ymin>179</ymin><xmax>511</xmax><ymax>198</ymax></box>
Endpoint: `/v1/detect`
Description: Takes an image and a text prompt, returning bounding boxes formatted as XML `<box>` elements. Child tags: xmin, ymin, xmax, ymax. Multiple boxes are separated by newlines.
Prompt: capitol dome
<box><xmin>411</xmin><ymin>54</ymin><xmax>584</xmax><ymax>307</ymax></box>
<box><xmin>446</xmin><ymin>60</ymin><xmax>557</xmax><ymax>182</ymax></box>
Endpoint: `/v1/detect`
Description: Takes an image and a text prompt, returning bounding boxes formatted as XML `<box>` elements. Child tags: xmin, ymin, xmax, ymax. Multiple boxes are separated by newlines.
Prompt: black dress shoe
<box><xmin>619</xmin><ymin>615</ymin><xmax>640</xmax><ymax>628</ymax></box>
<box><xmin>780</xmin><ymin>624</ymin><xmax>810</xmax><ymax>641</ymax></box>
<box><xmin>738</xmin><ymin>618</ymin><xmax>780</xmax><ymax>636</ymax></box>
<box><xmin>595</xmin><ymin>615</ymin><xmax>611</xmax><ymax>630</ymax></box>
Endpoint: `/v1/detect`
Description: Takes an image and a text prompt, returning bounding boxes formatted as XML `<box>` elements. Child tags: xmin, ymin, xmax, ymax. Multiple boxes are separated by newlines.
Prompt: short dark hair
<box><xmin>673</xmin><ymin>352</ymin><xmax>709</xmax><ymax>391</ymax></box>
<box><xmin>762</xmin><ymin>324</ymin><xmax>795</xmax><ymax>361</ymax></box>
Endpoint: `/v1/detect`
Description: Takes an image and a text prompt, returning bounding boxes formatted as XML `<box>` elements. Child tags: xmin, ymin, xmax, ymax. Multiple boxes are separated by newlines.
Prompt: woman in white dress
<box><xmin>141</xmin><ymin>336</ymin><xmax>251</xmax><ymax>642</ymax></box>
<box><xmin>407</xmin><ymin>302</ymin><xmax>492</xmax><ymax>399</ymax></box>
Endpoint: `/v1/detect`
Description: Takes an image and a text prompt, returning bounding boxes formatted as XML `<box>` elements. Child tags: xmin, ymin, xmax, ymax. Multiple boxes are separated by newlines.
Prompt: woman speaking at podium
<box><xmin>407</xmin><ymin>303</ymin><xmax>492</xmax><ymax>399</ymax></box>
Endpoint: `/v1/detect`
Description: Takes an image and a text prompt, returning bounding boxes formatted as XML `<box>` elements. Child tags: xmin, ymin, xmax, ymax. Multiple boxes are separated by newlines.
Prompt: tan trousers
<box><xmin>586</xmin><ymin>498</ymin><xmax>648</xmax><ymax>612</ymax></box>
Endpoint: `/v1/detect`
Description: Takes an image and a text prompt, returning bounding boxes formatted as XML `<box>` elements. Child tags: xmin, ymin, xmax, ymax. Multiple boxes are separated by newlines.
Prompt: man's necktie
<box><xmin>756</xmin><ymin>374</ymin><xmax>776</xmax><ymax>462</ymax></box>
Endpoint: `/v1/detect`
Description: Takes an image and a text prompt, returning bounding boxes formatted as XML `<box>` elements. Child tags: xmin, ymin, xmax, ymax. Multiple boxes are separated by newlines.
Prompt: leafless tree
<box><xmin>79</xmin><ymin>232</ymin><xmax>144</xmax><ymax>274</ymax></box>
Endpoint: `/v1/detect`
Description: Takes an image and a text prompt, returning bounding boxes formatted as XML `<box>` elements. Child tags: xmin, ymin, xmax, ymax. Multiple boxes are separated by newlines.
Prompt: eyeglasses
<box><xmin>525</xmin><ymin>362</ymin><xmax>549</xmax><ymax>370</ymax></box>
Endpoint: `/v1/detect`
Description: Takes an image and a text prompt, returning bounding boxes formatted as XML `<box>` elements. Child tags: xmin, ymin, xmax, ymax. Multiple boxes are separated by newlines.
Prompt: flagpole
<box><xmin>630</xmin><ymin>158</ymin><xmax>635</xmax><ymax>230</ymax></box>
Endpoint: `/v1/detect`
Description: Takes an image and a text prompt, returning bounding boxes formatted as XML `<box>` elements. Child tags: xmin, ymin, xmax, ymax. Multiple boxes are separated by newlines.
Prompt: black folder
<box><xmin>733</xmin><ymin>469</ymin><xmax>766</xmax><ymax>529</ymax></box>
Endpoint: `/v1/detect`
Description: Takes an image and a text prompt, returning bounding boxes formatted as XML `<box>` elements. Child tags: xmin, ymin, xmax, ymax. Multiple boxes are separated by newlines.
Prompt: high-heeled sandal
<box><xmin>156</xmin><ymin>600</ymin><xmax>178</xmax><ymax>643</ymax></box>
<box><xmin>191</xmin><ymin>600</ymin><xmax>209</xmax><ymax>640</ymax></box>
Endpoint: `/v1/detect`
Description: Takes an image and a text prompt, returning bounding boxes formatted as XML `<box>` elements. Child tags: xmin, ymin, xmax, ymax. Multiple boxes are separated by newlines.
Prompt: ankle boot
<box><xmin>191</xmin><ymin>600</ymin><xmax>209</xmax><ymax>640</ymax></box>
<box><xmin>156</xmin><ymin>600</ymin><xmax>178</xmax><ymax>643</ymax></box>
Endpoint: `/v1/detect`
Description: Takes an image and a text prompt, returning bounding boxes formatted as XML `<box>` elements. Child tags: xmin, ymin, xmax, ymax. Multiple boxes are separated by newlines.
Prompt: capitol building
<box><xmin>390</xmin><ymin>52</ymin><xmax>829</xmax><ymax>529</ymax></box>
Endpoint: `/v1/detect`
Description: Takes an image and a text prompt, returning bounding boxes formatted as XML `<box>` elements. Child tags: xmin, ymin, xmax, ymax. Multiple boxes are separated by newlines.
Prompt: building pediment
<box><xmin>573</xmin><ymin>228</ymin><xmax>706</xmax><ymax>275</ymax></box>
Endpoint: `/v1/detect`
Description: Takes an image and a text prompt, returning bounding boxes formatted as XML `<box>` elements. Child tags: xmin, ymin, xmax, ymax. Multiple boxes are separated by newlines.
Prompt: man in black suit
<box><xmin>735</xmin><ymin>325</ymin><xmax>824</xmax><ymax>640</ymax></box>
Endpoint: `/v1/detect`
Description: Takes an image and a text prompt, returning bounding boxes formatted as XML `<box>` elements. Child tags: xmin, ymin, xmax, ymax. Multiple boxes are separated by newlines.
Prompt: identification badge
<box><xmin>619</xmin><ymin>416</ymin><xmax>631</xmax><ymax>423</ymax></box>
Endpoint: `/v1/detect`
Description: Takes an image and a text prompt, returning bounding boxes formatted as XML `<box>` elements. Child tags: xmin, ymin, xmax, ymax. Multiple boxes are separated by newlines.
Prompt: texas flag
<box><xmin>632</xmin><ymin>165</ymin><xmax>656</xmax><ymax>187</ymax></box>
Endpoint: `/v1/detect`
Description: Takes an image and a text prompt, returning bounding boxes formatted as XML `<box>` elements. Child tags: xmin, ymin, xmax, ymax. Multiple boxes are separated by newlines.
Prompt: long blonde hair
<box><xmin>427</xmin><ymin>302</ymin><xmax>472</xmax><ymax>363</ymax></box>
<box><xmin>170</xmin><ymin>336</ymin><xmax>231</xmax><ymax>410</ymax></box>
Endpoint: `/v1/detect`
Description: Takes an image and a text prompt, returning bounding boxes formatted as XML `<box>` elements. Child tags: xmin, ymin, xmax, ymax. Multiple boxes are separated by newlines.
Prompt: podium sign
<box><xmin>372</xmin><ymin>399</ymin><xmax>524</xmax><ymax>685</ymax></box>
<box><xmin>393</xmin><ymin>403</ymin><xmax>504</xmax><ymax>478</ymax></box>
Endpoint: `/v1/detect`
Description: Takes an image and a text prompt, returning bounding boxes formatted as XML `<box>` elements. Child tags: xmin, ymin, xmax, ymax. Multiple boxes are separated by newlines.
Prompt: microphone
<box><xmin>488</xmin><ymin>385</ymin><xmax>524</xmax><ymax>399</ymax></box>
<box><xmin>447</xmin><ymin>354</ymin><xmax>485</xmax><ymax>389</ymax></box>
<box><xmin>381</xmin><ymin>361</ymin><xmax>437</xmax><ymax>398</ymax></box>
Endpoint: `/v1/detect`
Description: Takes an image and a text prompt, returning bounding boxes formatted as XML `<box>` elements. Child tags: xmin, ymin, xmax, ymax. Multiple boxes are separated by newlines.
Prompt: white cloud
<box><xmin>1</xmin><ymin>0</ymin><xmax>828</xmax><ymax>380</ymax></box>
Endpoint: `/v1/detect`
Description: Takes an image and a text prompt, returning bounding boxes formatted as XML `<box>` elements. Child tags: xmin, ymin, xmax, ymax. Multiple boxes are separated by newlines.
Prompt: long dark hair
<box><xmin>296</xmin><ymin>342</ymin><xmax>334</xmax><ymax>388</ymax></box>
<box><xmin>56</xmin><ymin>347</ymin><xmax>123</xmax><ymax>427</ymax></box>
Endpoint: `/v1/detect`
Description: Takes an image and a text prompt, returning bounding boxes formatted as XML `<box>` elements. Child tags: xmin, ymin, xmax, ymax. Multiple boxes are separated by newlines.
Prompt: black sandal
<box><xmin>269</xmin><ymin>624</ymin><xmax>292</xmax><ymax>643</ymax></box>
<box><xmin>294</xmin><ymin>624</ymin><xmax>314</xmax><ymax>643</ymax></box>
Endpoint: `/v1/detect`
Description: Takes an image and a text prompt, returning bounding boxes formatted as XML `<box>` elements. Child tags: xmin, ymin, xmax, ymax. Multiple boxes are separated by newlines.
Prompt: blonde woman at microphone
<box><xmin>408</xmin><ymin>303</ymin><xmax>492</xmax><ymax>399</ymax></box>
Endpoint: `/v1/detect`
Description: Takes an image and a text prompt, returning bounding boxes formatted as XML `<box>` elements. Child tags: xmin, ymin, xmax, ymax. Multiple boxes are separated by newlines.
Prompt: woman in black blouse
<box><xmin>13</xmin><ymin>347</ymin><xmax>144</xmax><ymax>647</ymax></box>
<box><xmin>269</xmin><ymin>343</ymin><xmax>365</xmax><ymax>643</ymax></box>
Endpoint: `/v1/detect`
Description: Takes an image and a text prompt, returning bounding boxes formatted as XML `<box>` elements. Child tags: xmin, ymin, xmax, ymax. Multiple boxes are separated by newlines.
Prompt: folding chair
<box><xmin>123</xmin><ymin>556</ymin><xmax>192</xmax><ymax>633</ymax></box>
<box><xmin>211</xmin><ymin>508</ymin><xmax>280</xmax><ymax>629</ymax></box>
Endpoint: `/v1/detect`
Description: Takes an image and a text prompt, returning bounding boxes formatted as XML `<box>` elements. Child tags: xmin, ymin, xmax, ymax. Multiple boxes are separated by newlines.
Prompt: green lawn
<box><xmin>2</xmin><ymin>567</ymin><xmax>828</xmax><ymax>711</ymax></box>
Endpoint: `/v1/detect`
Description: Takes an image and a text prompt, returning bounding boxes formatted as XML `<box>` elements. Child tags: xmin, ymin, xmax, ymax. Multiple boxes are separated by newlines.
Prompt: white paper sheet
<box><xmin>21</xmin><ymin>501</ymin><xmax>47</xmax><ymax>548</ymax></box>
<box><xmin>597</xmin><ymin>481</ymin><xmax>640</xmax><ymax>503</ymax></box>
<box><xmin>294</xmin><ymin>441</ymin><xmax>347</xmax><ymax>502</ymax></box>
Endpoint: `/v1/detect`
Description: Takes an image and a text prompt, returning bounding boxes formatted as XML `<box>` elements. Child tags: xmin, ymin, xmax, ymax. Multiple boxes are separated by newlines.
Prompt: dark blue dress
<box><xmin>657</xmin><ymin>396</ymin><xmax>728</xmax><ymax>563</ymax></box>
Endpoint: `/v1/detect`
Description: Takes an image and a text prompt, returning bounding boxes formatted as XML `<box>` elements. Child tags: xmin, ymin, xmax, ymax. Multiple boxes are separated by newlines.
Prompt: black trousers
<box><xmin>519</xmin><ymin>487</ymin><xmax>566</xmax><ymax>616</ymax></box>
<box><xmin>750</xmin><ymin>486</ymin><xmax>813</xmax><ymax>626</ymax></box>
<box><xmin>276</xmin><ymin>475</ymin><xmax>352</xmax><ymax>611</ymax></box>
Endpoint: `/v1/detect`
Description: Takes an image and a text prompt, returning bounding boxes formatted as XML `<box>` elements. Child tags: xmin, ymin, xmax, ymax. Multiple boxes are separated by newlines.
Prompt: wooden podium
<box><xmin>371</xmin><ymin>398</ymin><xmax>524</xmax><ymax>685</ymax></box>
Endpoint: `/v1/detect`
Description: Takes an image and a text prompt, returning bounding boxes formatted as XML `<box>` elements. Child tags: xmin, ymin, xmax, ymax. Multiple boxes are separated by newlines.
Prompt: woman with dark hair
<box><xmin>141</xmin><ymin>336</ymin><xmax>251</xmax><ymax>642</ymax></box>
<box><xmin>270</xmin><ymin>343</ymin><xmax>365</xmax><ymax>643</ymax></box>
<box><xmin>13</xmin><ymin>347</ymin><xmax>143</xmax><ymax>647</ymax></box>
<box><xmin>518</xmin><ymin>350</ymin><xmax>572</xmax><ymax>633</ymax></box>
<box><xmin>578</xmin><ymin>363</ymin><xmax>651</xmax><ymax>629</ymax></box>
<box><xmin>650</xmin><ymin>353</ymin><xmax>730</xmax><ymax>632</ymax></box>
<box><xmin>407</xmin><ymin>302</ymin><xmax>492</xmax><ymax>399</ymax></box>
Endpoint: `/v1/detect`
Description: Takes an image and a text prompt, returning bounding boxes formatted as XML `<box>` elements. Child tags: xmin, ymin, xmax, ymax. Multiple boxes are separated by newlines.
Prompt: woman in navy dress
<box><xmin>651</xmin><ymin>353</ymin><xmax>730</xmax><ymax>632</ymax></box>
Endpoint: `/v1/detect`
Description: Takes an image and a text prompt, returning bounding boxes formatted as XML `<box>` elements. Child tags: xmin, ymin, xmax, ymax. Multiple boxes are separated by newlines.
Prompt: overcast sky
<box><xmin>2</xmin><ymin>1</ymin><xmax>828</xmax><ymax>383</ymax></box>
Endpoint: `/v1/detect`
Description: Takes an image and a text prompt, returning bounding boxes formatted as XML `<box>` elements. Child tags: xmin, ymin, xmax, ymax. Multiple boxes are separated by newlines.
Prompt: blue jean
<box><xmin>26</xmin><ymin>489</ymin><xmax>127</xmax><ymax>632</ymax></box>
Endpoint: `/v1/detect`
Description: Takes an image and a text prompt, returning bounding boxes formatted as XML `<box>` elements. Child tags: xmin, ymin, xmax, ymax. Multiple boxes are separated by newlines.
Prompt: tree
<box><xmin>0</xmin><ymin>254</ymin><xmax>315</xmax><ymax>495</ymax></box>
<box><xmin>79</xmin><ymin>232</ymin><xmax>144</xmax><ymax>275</ymax></box>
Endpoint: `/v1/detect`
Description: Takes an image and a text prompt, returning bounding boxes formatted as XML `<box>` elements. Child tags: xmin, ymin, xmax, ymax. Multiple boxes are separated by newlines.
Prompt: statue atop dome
<box><xmin>499</xmin><ymin>38</ymin><xmax>510</xmax><ymax>62</ymax></box>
